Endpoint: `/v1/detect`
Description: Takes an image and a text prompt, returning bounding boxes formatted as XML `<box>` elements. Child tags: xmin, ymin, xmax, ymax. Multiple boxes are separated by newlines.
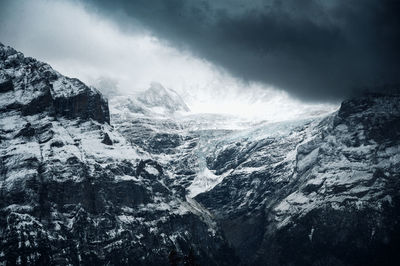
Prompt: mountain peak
<box><xmin>0</xmin><ymin>43</ymin><xmax>110</xmax><ymax>124</ymax></box>
<box><xmin>137</xmin><ymin>82</ymin><xmax>190</xmax><ymax>113</ymax></box>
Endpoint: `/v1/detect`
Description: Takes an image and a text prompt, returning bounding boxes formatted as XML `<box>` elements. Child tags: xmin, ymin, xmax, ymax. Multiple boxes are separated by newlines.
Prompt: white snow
<box><xmin>119</xmin><ymin>175</ymin><xmax>141</xmax><ymax>182</ymax></box>
<box><xmin>118</xmin><ymin>215</ymin><xmax>137</xmax><ymax>224</ymax></box>
<box><xmin>308</xmin><ymin>227</ymin><xmax>315</xmax><ymax>241</ymax></box>
<box><xmin>187</xmin><ymin>167</ymin><xmax>224</xmax><ymax>198</ymax></box>
<box><xmin>144</xmin><ymin>164</ymin><xmax>159</xmax><ymax>176</ymax></box>
<box><xmin>297</xmin><ymin>147</ymin><xmax>319</xmax><ymax>172</ymax></box>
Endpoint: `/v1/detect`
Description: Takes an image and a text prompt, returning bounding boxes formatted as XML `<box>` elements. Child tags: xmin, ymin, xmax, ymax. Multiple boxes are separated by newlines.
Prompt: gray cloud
<box><xmin>82</xmin><ymin>0</ymin><xmax>400</xmax><ymax>101</ymax></box>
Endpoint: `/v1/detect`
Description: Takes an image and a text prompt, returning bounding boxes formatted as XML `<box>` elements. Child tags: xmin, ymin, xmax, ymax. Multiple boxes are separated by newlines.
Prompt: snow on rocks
<box><xmin>0</xmin><ymin>43</ymin><xmax>236</xmax><ymax>265</ymax></box>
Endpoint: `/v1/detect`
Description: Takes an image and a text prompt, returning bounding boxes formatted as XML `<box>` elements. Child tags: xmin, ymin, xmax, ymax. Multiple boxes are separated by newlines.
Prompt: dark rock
<box><xmin>338</xmin><ymin>96</ymin><xmax>375</xmax><ymax>119</ymax></box>
<box><xmin>21</xmin><ymin>87</ymin><xmax>54</xmax><ymax>116</ymax></box>
<box><xmin>15</xmin><ymin>123</ymin><xmax>35</xmax><ymax>138</ymax></box>
<box><xmin>50</xmin><ymin>140</ymin><xmax>64</xmax><ymax>148</ymax></box>
<box><xmin>254</xmin><ymin>203</ymin><xmax>400</xmax><ymax>266</ymax></box>
<box><xmin>0</xmin><ymin>44</ymin><xmax>109</xmax><ymax>124</ymax></box>
<box><xmin>148</xmin><ymin>133</ymin><xmax>181</xmax><ymax>154</ymax></box>
<box><xmin>101</xmin><ymin>132</ymin><xmax>113</xmax><ymax>145</ymax></box>
<box><xmin>0</xmin><ymin>79</ymin><xmax>13</xmax><ymax>93</ymax></box>
<box><xmin>36</xmin><ymin>123</ymin><xmax>54</xmax><ymax>143</ymax></box>
<box><xmin>52</xmin><ymin>81</ymin><xmax>110</xmax><ymax>124</ymax></box>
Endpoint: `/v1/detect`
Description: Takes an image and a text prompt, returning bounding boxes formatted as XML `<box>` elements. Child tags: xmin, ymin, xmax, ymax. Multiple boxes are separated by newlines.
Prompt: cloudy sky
<box><xmin>1</xmin><ymin>0</ymin><xmax>399</xmax><ymax>119</ymax></box>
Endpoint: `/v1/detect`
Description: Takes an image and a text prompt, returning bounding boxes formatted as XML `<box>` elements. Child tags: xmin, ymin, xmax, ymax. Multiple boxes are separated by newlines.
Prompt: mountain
<box><xmin>109</xmin><ymin>88</ymin><xmax>400</xmax><ymax>265</ymax></box>
<box><xmin>0</xmin><ymin>43</ymin><xmax>235</xmax><ymax>265</ymax></box>
<box><xmin>136</xmin><ymin>82</ymin><xmax>190</xmax><ymax>113</ymax></box>
<box><xmin>109</xmin><ymin>85</ymin><xmax>400</xmax><ymax>265</ymax></box>
<box><xmin>110</xmin><ymin>82</ymin><xmax>189</xmax><ymax>118</ymax></box>
<box><xmin>196</xmin><ymin>94</ymin><xmax>400</xmax><ymax>265</ymax></box>
<box><xmin>1</xmin><ymin>43</ymin><xmax>400</xmax><ymax>266</ymax></box>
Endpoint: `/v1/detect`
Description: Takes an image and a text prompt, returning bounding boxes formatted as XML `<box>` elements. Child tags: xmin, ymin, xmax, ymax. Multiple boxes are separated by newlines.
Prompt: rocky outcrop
<box><xmin>0</xmin><ymin>79</ymin><xmax>13</xmax><ymax>93</ymax></box>
<box><xmin>0</xmin><ymin>43</ymin><xmax>110</xmax><ymax>124</ymax></box>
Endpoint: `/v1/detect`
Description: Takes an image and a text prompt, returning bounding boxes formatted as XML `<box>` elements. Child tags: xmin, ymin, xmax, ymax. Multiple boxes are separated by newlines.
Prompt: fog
<box><xmin>0</xmin><ymin>0</ymin><xmax>337</xmax><ymax>121</ymax></box>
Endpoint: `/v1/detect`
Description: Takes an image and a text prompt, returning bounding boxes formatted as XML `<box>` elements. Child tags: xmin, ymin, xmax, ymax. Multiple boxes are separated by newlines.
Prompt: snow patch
<box><xmin>144</xmin><ymin>164</ymin><xmax>159</xmax><ymax>176</ymax></box>
<box><xmin>187</xmin><ymin>167</ymin><xmax>224</xmax><ymax>198</ymax></box>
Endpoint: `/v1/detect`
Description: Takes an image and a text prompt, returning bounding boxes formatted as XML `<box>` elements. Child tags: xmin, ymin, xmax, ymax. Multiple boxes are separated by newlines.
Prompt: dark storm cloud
<box><xmin>88</xmin><ymin>0</ymin><xmax>399</xmax><ymax>100</ymax></box>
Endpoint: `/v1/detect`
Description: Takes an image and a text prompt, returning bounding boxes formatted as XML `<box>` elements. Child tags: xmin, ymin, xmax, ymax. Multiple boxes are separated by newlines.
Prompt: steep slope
<box><xmin>196</xmin><ymin>93</ymin><xmax>400</xmax><ymax>265</ymax></box>
<box><xmin>0</xmin><ymin>43</ymin><xmax>236</xmax><ymax>265</ymax></box>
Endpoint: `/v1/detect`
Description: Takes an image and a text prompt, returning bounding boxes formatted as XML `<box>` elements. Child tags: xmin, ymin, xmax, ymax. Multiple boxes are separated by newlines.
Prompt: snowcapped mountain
<box><xmin>0</xmin><ymin>43</ymin><xmax>236</xmax><ymax>265</ymax></box>
<box><xmin>1</xmin><ymin>43</ymin><xmax>400</xmax><ymax>266</ymax></box>
<box><xmin>136</xmin><ymin>82</ymin><xmax>190</xmax><ymax>113</ymax></box>
<box><xmin>108</xmin><ymin>80</ymin><xmax>400</xmax><ymax>265</ymax></box>
<box><xmin>109</xmin><ymin>82</ymin><xmax>189</xmax><ymax>118</ymax></box>
<box><xmin>196</xmin><ymin>94</ymin><xmax>400</xmax><ymax>265</ymax></box>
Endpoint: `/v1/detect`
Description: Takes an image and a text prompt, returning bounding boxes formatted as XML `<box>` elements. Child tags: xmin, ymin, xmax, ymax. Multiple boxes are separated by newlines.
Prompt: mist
<box><xmin>0</xmin><ymin>0</ymin><xmax>337</xmax><ymax>121</ymax></box>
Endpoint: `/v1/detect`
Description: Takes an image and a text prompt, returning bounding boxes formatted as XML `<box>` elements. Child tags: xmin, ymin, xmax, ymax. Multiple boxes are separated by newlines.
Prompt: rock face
<box><xmin>1</xmin><ymin>42</ymin><xmax>400</xmax><ymax>266</ymax></box>
<box><xmin>0</xmin><ymin>43</ymin><xmax>236</xmax><ymax>265</ymax></box>
<box><xmin>196</xmin><ymin>93</ymin><xmax>400</xmax><ymax>265</ymax></box>
<box><xmin>0</xmin><ymin>44</ymin><xmax>110</xmax><ymax>124</ymax></box>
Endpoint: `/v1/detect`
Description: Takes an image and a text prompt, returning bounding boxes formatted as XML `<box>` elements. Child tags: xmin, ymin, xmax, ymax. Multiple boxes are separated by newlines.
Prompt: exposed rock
<box><xmin>14</xmin><ymin>123</ymin><xmax>35</xmax><ymax>138</ymax></box>
<box><xmin>0</xmin><ymin>44</ymin><xmax>237</xmax><ymax>266</ymax></box>
<box><xmin>0</xmin><ymin>44</ymin><xmax>110</xmax><ymax>124</ymax></box>
<box><xmin>53</xmin><ymin>85</ymin><xmax>110</xmax><ymax>124</ymax></box>
<box><xmin>101</xmin><ymin>132</ymin><xmax>113</xmax><ymax>145</ymax></box>
<box><xmin>0</xmin><ymin>79</ymin><xmax>13</xmax><ymax>93</ymax></box>
<box><xmin>195</xmin><ymin>94</ymin><xmax>400</xmax><ymax>265</ymax></box>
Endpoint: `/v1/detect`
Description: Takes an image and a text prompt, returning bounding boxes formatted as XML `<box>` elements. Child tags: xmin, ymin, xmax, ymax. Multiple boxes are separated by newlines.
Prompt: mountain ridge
<box><xmin>1</xmin><ymin>43</ymin><xmax>400</xmax><ymax>265</ymax></box>
<box><xmin>0</xmin><ymin>43</ymin><xmax>236</xmax><ymax>265</ymax></box>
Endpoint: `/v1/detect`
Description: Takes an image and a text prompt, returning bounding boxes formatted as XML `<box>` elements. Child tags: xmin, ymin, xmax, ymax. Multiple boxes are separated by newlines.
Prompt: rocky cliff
<box><xmin>196</xmin><ymin>93</ymin><xmax>400</xmax><ymax>265</ymax></box>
